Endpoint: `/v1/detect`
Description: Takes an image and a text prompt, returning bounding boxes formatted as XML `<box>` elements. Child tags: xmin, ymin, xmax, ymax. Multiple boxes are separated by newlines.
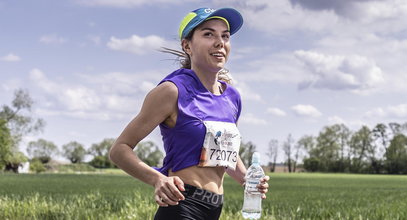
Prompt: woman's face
<box><xmin>183</xmin><ymin>19</ymin><xmax>231</xmax><ymax>73</ymax></box>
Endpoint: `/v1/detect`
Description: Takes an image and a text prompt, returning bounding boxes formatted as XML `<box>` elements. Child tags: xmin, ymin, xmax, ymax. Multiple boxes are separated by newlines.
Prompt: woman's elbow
<box><xmin>108</xmin><ymin>143</ymin><xmax>119</xmax><ymax>164</ymax></box>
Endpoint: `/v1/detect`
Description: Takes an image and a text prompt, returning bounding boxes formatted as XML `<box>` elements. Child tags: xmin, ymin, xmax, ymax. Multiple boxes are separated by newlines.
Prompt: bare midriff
<box><xmin>169</xmin><ymin>165</ymin><xmax>226</xmax><ymax>194</ymax></box>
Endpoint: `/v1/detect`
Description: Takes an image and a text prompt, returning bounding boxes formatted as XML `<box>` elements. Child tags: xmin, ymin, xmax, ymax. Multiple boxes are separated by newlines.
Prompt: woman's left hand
<box><xmin>257</xmin><ymin>175</ymin><xmax>270</xmax><ymax>199</ymax></box>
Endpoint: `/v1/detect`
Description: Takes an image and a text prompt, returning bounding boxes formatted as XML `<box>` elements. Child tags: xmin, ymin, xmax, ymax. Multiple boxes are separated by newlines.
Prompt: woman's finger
<box><xmin>161</xmin><ymin>186</ymin><xmax>180</xmax><ymax>205</ymax></box>
<box><xmin>155</xmin><ymin>194</ymin><xmax>168</xmax><ymax>207</ymax></box>
<box><xmin>261</xmin><ymin>176</ymin><xmax>270</xmax><ymax>183</ymax></box>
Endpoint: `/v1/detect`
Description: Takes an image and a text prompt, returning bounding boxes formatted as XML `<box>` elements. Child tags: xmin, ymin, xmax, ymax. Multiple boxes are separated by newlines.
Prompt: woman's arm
<box><xmin>109</xmin><ymin>81</ymin><xmax>185</xmax><ymax>206</ymax></box>
<box><xmin>226</xmin><ymin>156</ymin><xmax>246</xmax><ymax>186</ymax></box>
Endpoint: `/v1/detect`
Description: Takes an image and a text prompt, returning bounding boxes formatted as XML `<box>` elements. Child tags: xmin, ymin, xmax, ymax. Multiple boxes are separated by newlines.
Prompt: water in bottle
<box><xmin>242</xmin><ymin>152</ymin><xmax>265</xmax><ymax>219</ymax></box>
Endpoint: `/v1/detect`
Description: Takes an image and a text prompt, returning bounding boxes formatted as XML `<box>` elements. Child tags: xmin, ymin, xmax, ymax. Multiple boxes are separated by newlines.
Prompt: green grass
<box><xmin>1</xmin><ymin>172</ymin><xmax>407</xmax><ymax>219</ymax></box>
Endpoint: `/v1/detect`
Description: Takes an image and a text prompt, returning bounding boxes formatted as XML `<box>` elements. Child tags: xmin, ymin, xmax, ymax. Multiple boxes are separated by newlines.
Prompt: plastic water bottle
<box><xmin>242</xmin><ymin>152</ymin><xmax>265</xmax><ymax>219</ymax></box>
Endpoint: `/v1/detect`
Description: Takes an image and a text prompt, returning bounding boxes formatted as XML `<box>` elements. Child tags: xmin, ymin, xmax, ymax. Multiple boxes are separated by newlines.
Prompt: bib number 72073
<box><xmin>210</xmin><ymin>149</ymin><xmax>237</xmax><ymax>163</ymax></box>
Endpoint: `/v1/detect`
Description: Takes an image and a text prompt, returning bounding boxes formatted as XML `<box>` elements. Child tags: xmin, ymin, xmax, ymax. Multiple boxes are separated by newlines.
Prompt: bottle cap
<box><xmin>251</xmin><ymin>152</ymin><xmax>260</xmax><ymax>164</ymax></box>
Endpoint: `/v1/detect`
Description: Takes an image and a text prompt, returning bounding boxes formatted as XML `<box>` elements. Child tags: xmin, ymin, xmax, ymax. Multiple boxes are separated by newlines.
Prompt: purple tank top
<box><xmin>154</xmin><ymin>68</ymin><xmax>242</xmax><ymax>176</ymax></box>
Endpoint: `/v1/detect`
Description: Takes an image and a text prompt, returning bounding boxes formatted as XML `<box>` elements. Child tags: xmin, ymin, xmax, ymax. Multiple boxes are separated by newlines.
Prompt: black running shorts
<box><xmin>154</xmin><ymin>184</ymin><xmax>224</xmax><ymax>220</ymax></box>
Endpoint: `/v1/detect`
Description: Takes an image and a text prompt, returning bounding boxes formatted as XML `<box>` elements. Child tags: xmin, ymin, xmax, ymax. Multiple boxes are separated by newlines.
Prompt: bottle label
<box><xmin>245</xmin><ymin>178</ymin><xmax>260</xmax><ymax>193</ymax></box>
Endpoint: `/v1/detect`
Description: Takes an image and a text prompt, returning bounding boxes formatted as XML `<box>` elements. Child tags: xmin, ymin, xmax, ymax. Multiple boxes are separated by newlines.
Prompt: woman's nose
<box><xmin>214</xmin><ymin>35</ymin><xmax>224</xmax><ymax>48</ymax></box>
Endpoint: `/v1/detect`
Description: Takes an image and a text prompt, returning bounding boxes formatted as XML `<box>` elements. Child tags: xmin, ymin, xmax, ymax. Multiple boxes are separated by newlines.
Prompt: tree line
<box><xmin>266</xmin><ymin>123</ymin><xmax>407</xmax><ymax>174</ymax></box>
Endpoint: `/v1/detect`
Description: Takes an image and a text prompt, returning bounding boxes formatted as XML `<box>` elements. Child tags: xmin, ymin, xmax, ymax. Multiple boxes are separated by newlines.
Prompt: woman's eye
<box><xmin>204</xmin><ymin>32</ymin><xmax>213</xmax><ymax>37</ymax></box>
<box><xmin>222</xmin><ymin>34</ymin><xmax>230</xmax><ymax>39</ymax></box>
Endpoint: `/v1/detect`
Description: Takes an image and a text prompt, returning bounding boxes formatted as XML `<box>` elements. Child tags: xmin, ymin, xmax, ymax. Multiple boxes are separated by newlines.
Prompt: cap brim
<box><xmin>208</xmin><ymin>8</ymin><xmax>243</xmax><ymax>36</ymax></box>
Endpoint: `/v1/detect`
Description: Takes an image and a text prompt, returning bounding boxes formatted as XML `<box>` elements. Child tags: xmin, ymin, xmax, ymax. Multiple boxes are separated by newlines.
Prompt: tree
<box><xmin>372</xmin><ymin>123</ymin><xmax>390</xmax><ymax>155</ymax></box>
<box><xmin>303</xmin><ymin>157</ymin><xmax>320</xmax><ymax>172</ymax></box>
<box><xmin>388</xmin><ymin>122</ymin><xmax>402</xmax><ymax>136</ymax></box>
<box><xmin>88</xmin><ymin>138</ymin><xmax>115</xmax><ymax>168</ymax></box>
<box><xmin>62</xmin><ymin>141</ymin><xmax>86</xmax><ymax>163</ymax></box>
<box><xmin>336</xmin><ymin>124</ymin><xmax>351</xmax><ymax>172</ymax></box>
<box><xmin>293</xmin><ymin>140</ymin><xmax>303</xmax><ymax>173</ymax></box>
<box><xmin>349</xmin><ymin>126</ymin><xmax>373</xmax><ymax>173</ymax></box>
<box><xmin>385</xmin><ymin>134</ymin><xmax>407</xmax><ymax>174</ymax></box>
<box><xmin>297</xmin><ymin>135</ymin><xmax>316</xmax><ymax>171</ymax></box>
<box><xmin>0</xmin><ymin>89</ymin><xmax>45</xmax><ymax>171</ymax></box>
<box><xmin>282</xmin><ymin>134</ymin><xmax>294</xmax><ymax>172</ymax></box>
<box><xmin>239</xmin><ymin>141</ymin><xmax>256</xmax><ymax>167</ymax></box>
<box><xmin>0</xmin><ymin>89</ymin><xmax>45</xmax><ymax>147</ymax></box>
<box><xmin>27</xmin><ymin>139</ymin><xmax>58</xmax><ymax>163</ymax></box>
<box><xmin>88</xmin><ymin>138</ymin><xmax>115</xmax><ymax>157</ymax></box>
<box><xmin>0</xmin><ymin>119</ymin><xmax>13</xmax><ymax>170</ymax></box>
<box><xmin>134</xmin><ymin>141</ymin><xmax>164</xmax><ymax>167</ymax></box>
<box><xmin>314</xmin><ymin>125</ymin><xmax>342</xmax><ymax>172</ymax></box>
<box><xmin>4</xmin><ymin>151</ymin><xmax>28</xmax><ymax>173</ymax></box>
<box><xmin>371</xmin><ymin>123</ymin><xmax>390</xmax><ymax>173</ymax></box>
<box><xmin>267</xmin><ymin>139</ymin><xmax>278</xmax><ymax>172</ymax></box>
<box><xmin>298</xmin><ymin>135</ymin><xmax>316</xmax><ymax>157</ymax></box>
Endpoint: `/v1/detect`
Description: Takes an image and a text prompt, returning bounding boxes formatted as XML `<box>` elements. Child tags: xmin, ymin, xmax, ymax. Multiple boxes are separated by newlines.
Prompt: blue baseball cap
<box><xmin>179</xmin><ymin>7</ymin><xmax>243</xmax><ymax>40</ymax></box>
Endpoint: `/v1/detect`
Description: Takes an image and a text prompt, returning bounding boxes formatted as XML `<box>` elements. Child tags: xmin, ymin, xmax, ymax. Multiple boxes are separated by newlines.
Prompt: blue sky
<box><xmin>1</xmin><ymin>0</ymin><xmax>407</xmax><ymax>163</ymax></box>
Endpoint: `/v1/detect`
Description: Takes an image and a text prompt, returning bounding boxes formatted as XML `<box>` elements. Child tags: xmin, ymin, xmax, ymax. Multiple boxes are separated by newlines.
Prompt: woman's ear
<box><xmin>182</xmin><ymin>39</ymin><xmax>191</xmax><ymax>56</ymax></box>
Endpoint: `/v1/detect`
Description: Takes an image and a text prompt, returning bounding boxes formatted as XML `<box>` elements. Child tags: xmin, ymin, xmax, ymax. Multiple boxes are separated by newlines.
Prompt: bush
<box><xmin>303</xmin><ymin>157</ymin><xmax>320</xmax><ymax>172</ymax></box>
<box><xmin>88</xmin><ymin>156</ymin><xmax>115</xmax><ymax>168</ymax></box>
<box><xmin>30</xmin><ymin>159</ymin><xmax>46</xmax><ymax>173</ymax></box>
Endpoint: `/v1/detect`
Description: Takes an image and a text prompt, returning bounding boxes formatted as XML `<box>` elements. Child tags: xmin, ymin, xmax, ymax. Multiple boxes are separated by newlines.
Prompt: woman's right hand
<box><xmin>154</xmin><ymin>176</ymin><xmax>186</xmax><ymax>206</ymax></box>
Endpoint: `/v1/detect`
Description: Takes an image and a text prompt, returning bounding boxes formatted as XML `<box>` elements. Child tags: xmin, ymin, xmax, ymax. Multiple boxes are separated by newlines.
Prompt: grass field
<box><xmin>1</xmin><ymin>172</ymin><xmax>407</xmax><ymax>219</ymax></box>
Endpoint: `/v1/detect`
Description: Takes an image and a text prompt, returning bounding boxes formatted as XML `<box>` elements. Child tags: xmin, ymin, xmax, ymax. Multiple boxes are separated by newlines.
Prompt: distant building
<box><xmin>18</xmin><ymin>162</ymin><xmax>30</xmax><ymax>173</ymax></box>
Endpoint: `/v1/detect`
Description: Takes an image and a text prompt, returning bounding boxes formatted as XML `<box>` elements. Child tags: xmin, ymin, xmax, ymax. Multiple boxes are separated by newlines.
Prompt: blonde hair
<box><xmin>160</xmin><ymin>46</ymin><xmax>233</xmax><ymax>85</ymax></box>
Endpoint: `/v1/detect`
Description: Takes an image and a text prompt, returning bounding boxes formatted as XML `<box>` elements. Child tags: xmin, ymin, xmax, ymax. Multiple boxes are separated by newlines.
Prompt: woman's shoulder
<box><xmin>156</xmin><ymin>81</ymin><xmax>178</xmax><ymax>94</ymax></box>
<box><xmin>162</xmin><ymin>68</ymin><xmax>196</xmax><ymax>82</ymax></box>
<box><xmin>160</xmin><ymin>68</ymin><xmax>199</xmax><ymax>92</ymax></box>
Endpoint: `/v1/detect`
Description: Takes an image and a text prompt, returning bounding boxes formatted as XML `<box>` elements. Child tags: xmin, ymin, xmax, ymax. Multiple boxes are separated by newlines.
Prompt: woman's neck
<box><xmin>192</xmin><ymin>66</ymin><xmax>221</xmax><ymax>94</ymax></box>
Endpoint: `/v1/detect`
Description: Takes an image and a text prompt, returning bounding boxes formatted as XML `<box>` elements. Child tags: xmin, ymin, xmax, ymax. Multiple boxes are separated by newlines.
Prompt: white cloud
<box><xmin>30</xmin><ymin>69</ymin><xmax>101</xmax><ymax>111</ymax></box>
<box><xmin>365</xmin><ymin>104</ymin><xmax>407</xmax><ymax>119</ymax></box>
<box><xmin>30</xmin><ymin>69</ymin><xmax>59</xmax><ymax>94</ymax></box>
<box><xmin>267</xmin><ymin>107</ymin><xmax>286</xmax><ymax>117</ymax></box>
<box><xmin>107</xmin><ymin>35</ymin><xmax>175</xmax><ymax>55</ymax></box>
<box><xmin>78</xmin><ymin>70</ymin><xmax>161</xmax><ymax>94</ymax></box>
<box><xmin>140</xmin><ymin>81</ymin><xmax>156</xmax><ymax>93</ymax></box>
<box><xmin>76</xmin><ymin>0</ymin><xmax>193</xmax><ymax>8</ymax></box>
<box><xmin>291</xmin><ymin>104</ymin><xmax>322</xmax><ymax>118</ymax></box>
<box><xmin>1</xmin><ymin>53</ymin><xmax>21</xmax><ymax>62</ymax></box>
<box><xmin>39</xmin><ymin>34</ymin><xmax>67</xmax><ymax>44</ymax></box>
<box><xmin>240</xmin><ymin>113</ymin><xmax>267</xmax><ymax>125</ymax></box>
<box><xmin>63</xmin><ymin>87</ymin><xmax>101</xmax><ymax>111</ymax></box>
<box><xmin>294</xmin><ymin>50</ymin><xmax>384</xmax><ymax>93</ymax></box>
<box><xmin>314</xmin><ymin>34</ymin><xmax>407</xmax><ymax>93</ymax></box>
<box><xmin>233</xmin><ymin>52</ymin><xmax>304</xmax><ymax>83</ymax></box>
<box><xmin>28</xmin><ymin>69</ymin><xmax>164</xmax><ymax>121</ymax></box>
<box><xmin>234</xmin><ymin>81</ymin><xmax>262</xmax><ymax>102</ymax></box>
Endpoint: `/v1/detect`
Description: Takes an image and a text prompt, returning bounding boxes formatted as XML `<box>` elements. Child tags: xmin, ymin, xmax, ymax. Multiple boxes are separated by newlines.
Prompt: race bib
<box><xmin>198</xmin><ymin>121</ymin><xmax>241</xmax><ymax>170</ymax></box>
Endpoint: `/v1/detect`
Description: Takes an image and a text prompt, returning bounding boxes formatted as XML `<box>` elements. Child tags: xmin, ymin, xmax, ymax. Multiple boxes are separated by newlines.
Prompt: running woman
<box><xmin>109</xmin><ymin>7</ymin><xmax>270</xmax><ymax>220</ymax></box>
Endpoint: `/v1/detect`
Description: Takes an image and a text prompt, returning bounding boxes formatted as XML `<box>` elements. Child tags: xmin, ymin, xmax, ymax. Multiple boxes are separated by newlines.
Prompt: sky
<box><xmin>1</xmin><ymin>0</ymin><xmax>407</xmax><ymax>164</ymax></box>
